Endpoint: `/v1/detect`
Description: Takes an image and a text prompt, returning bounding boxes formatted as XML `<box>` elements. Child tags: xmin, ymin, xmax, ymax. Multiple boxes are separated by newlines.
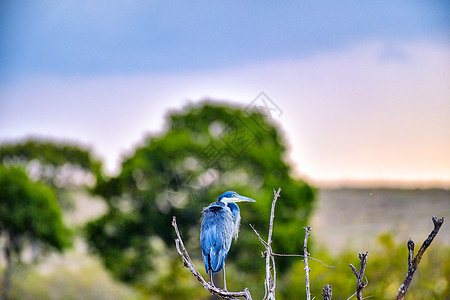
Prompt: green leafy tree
<box><xmin>0</xmin><ymin>139</ymin><xmax>103</xmax><ymax>186</ymax></box>
<box><xmin>0</xmin><ymin>166</ymin><xmax>72</xmax><ymax>300</ymax></box>
<box><xmin>0</xmin><ymin>139</ymin><xmax>104</xmax><ymax>209</ymax></box>
<box><xmin>0</xmin><ymin>139</ymin><xmax>103</xmax><ymax>264</ymax></box>
<box><xmin>86</xmin><ymin>102</ymin><xmax>315</xmax><ymax>289</ymax></box>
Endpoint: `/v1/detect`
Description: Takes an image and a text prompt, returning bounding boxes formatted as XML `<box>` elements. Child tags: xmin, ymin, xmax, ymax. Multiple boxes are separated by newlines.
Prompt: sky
<box><xmin>1</xmin><ymin>1</ymin><xmax>449</xmax><ymax>186</ymax></box>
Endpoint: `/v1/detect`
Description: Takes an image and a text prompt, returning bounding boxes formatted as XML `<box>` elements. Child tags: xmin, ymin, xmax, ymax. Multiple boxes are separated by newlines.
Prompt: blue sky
<box><xmin>1</xmin><ymin>1</ymin><xmax>449</xmax><ymax>185</ymax></box>
<box><xmin>2</xmin><ymin>1</ymin><xmax>448</xmax><ymax>76</ymax></box>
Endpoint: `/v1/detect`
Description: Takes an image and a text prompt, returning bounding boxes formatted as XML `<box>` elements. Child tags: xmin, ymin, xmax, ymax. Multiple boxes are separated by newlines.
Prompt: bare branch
<box><xmin>249</xmin><ymin>224</ymin><xmax>268</xmax><ymax>247</ymax></box>
<box><xmin>250</xmin><ymin>188</ymin><xmax>281</xmax><ymax>300</ymax></box>
<box><xmin>264</xmin><ymin>188</ymin><xmax>281</xmax><ymax>300</ymax></box>
<box><xmin>396</xmin><ymin>215</ymin><xmax>444</xmax><ymax>300</ymax></box>
<box><xmin>172</xmin><ymin>217</ymin><xmax>253</xmax><ymax>300</ymax></box>
<box><xmin>407</xmin><ymin>239</ymin><xmax>414</xmax><ymax>268</ymax></box>
<box><xmin>271</xmin><ymin>251</ymin><xmax>277</xmax><ymax>296</ymax></box>
<box><xmin>267</xmin><ymin>188</ymin><xmax>281</xmax><ymax>246</ymax></box>
<box><xmin>349</xmin><ymin>252</ymin><xmax>368</xmax><ymax>300</ymax></box>
<box><xmin>249</xmin><ymin>224</ymin><xmax>269</xmax><ymax>299</ymax></box>
<box><xmin>251</xmin><ymin>188</ymin><xmax>335</xmax><ymax>300</ymax></box>
<box><xmin>322</xmin><ymin>284</ymin><xmax>332</xmax><ymax>300</ymax></box>
<box><xmin>349</xmin><ymin>264</ymin><xmax>358</xmax><ymax>278</ymax></box>
<box><xmin>304</xmin><ymin>226</ymin><xmax>312</xmax><ymax>300</ymax></box>
<box><xmin>272</xmin><ymin>253</ymin><xmax>334</xmax><ymax>268</ymax></box>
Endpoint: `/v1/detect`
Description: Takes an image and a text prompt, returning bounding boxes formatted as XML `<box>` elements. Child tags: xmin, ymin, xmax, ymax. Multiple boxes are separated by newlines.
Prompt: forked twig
<box><xmin>396</xmin><ymin>215</ymin><xmax>444</xmax><ymax>300</ymax></box>
<box><xmin>249</xmin><ymin>188</ymin><xmax>281</xmax><ymax>300</ymax></box>
<box><xmin>250</xmin><ymin>188</ymin><xmax>334</xmax><ymax>300</ymax></box>
<box><xmin>172</xmin><ymin>217</ymin><xmax>252</xmax><ymax>300</ymax></box>
<box><xmin>251</xmin><ymin>227</ymin><xmax>333</xmax><ymax>267</ymax></box>
<box><xmin>349</xmin><ymin>252</ymin><xmax>368</xmax><ymax>300</ymax></box>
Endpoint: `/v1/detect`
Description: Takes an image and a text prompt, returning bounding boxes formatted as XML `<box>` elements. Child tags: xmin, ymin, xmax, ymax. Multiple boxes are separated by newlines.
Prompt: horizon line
<box><xmin>308</xmin><ymin>178</ymin><xmax>450</xmax><ymax>189</ymax></box>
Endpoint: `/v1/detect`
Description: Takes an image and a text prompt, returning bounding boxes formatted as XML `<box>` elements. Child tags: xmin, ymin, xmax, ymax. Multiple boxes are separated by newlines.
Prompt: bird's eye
<box><xmin>232</xmin><ymin>194</ymin><xmax>236</xmax><ymax>197</ymax></box>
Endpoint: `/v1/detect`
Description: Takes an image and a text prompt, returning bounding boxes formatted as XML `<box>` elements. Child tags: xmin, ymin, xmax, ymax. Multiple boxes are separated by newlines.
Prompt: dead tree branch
<box><xmin>322</xmin><ymin>284</ymin><xmax>332</xmax><ymax>300</ymax></box>
<box><xmin>171</xmin><ymin>217</ymin><xmax>252</xmax><ymax>300</ymax></box>
<box><xmin>304</xmin><ymin>226</ymin><xmax>312</xmax><ymax>300</ymax></box>
<box><xmin>249</xmin><ymin>224</ymin><xmax>268</xmax><ymax>248</ymax></box>
<box><xmin>271</xmin><ymin>253</ymin><xmax>334</xmax><ymax>268</ymax></box>
<box><xmin>249</xmin><ymin>188</ymin><xmax>281</xmax><ymax>300</ymax></box>
<box><xmin>265</xmin><ymin>188</ymin><xmax>281</xmax><ymax>299</ymax></box>
<box><xmin>349</xmin><ymin>252</ymin><xmax>368</xmax><ymax>300</ymax></box>
<box><xmin>250</xmin><ymin>188</ymin><xmax>334</xmax><ymax>300</ymax></box>
<box><xmin>396</xmin><ymin>215</ymin><xmax>444</xmax><ymax>300</ymax></box>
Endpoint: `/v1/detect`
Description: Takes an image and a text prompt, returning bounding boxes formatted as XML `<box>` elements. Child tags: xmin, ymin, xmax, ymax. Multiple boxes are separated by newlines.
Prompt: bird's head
<box><xmin>218</xmin><ymin>191</ymin><xmax>256</xmax><ymax>204</ymax></box>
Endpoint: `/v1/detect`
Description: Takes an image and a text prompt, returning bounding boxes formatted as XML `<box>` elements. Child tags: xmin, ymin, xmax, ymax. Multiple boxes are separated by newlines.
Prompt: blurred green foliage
<box><xmin>279</xmin><ymin>233</ymin><xmax>450</xmax><ymax>300</ymax></box>
<box><xmin>86</xmin><ymin>103</ymin><xmax>315</xmax><ymax>284</ymax></box>
<box><xmin>0</xmin><ymin>165</ymin><xmax>72</xmax><ymax>298</ymax></box>
<box><xmin>5</xmin><ymin>255</ymin><xmax>140</xmax><ymax>300</ymax></box>
<box><xmin>0</xmin><ymin>165</ymin><xmax>72</xmax><ymax>253</ymax></box>
<box><xmin>0</xmin><ymin>139</ymin><xmax>103</xmax><ymax>183</ymax></box>
<box><xmin>4</xmin><ymin>233</ymin><xmax>448</xmax><ymax>299</ymax></box>
<box><xmin>0</xmin><ymin>139</ymin><xmax>103</xmax><ymax>210</ymax></box>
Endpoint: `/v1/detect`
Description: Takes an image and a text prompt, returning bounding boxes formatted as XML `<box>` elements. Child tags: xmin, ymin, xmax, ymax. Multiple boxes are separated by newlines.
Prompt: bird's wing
<box><xmin>200</xmin><ymin>203</ymin><xmax>234</xmax><ymax>274</ymax></box>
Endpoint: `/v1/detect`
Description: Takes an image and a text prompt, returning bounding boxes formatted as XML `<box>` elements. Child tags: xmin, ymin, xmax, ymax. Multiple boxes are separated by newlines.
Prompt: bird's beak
<box><xmin>234</xmin><ymin>195</ymin><xmax>256</xmax><ymax>203</ymax></box>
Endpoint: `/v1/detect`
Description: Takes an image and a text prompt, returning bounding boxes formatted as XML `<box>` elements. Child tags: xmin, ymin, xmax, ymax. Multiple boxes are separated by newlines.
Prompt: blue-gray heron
<box><xmin>200</xmin><ymin>191</ymin><xmax>255</xmax><ymax>290</ymax></box>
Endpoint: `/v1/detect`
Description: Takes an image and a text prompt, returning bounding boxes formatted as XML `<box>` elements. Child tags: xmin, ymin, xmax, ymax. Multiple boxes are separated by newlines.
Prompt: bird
<box><xmin>200</xmin><ymin>191</ymin><xmax>255</xmax><ymax>290</ymax></box>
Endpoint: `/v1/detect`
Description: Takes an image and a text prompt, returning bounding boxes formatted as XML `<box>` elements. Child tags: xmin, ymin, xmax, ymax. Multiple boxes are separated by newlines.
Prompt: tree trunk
<box><xmin>2</xmin><ymin>233</ymin><xmax>13</xmax><ymax>300</ymax></box>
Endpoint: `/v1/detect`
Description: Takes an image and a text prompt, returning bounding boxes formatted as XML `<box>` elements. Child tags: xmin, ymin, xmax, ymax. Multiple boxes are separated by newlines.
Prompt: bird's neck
<box><xmin>226</xmin><ymin>202</ymin><xmax>240</xmax><ymax>214</ymax></box>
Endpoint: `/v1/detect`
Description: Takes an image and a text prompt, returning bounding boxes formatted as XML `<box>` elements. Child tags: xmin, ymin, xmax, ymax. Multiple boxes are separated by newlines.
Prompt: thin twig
<box><xmin>265</xmin><ymin>188</ymin><xmax>281</xmax><ymax>300</ymax></box>
<box><xmin>267</xmin><ymin>188</ymin><xmax>280</xmax><ymax>245</ymax></box>
<box><xmin>349</xmin><ymin>252</ymin><xmax>368</xmax><ymax>300</ymax></box>
<box><xmin>250</xmin><ymin>188</ymin><xmax>281</xmax><ymax>300</ymax></box>
<box><xmin>304</xmin><ymin>226</ymin><xmax>312</xmax><ymax>300</ymax></box>
<box><xmin>272</xmin><ymin>253</ymin><xmax>334</xmax><ymax>268</ymax></box>
<box><xmin>249</xmin><ymin>224</ymin><xmax>268</xmax><ymax>247</ymax></box>
<box><xmin>250</xmin><ymin>224</ymin><xmax>269</xmax><ymax>299</ymax></box>
<box><xmin>396</xmin><ymin>215</ymin><xmax>444</xmax><ymax>300</ymax></box>
<box><xmin>346</xmin><ymin>291</ymin><xmax>357</xmax><ymax>300</ymax></box>
<box><xmin>250</xmin><ymin>188</ymin><xmax>335</xmax><ymax>299</ymax></box>
<box><xmin>322</xmin><ymin>284</ymin><xmax>332</xmax><ymax>300</ymax></box>
<box><xmin>172</xmin><ymin>217</ymin><xmax>252</xmax><ymax>300</ymax></box>
<box><xmin>407</xmin><ymin>239</ymin><xmax>414</xmax><ymax>269</ymax></box>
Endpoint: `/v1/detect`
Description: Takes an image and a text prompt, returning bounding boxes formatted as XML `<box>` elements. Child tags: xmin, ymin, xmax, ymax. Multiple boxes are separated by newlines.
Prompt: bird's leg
<box><xmin>223</xmin><ymin>261</ymin><xmax>227</xmax><ymax>291</ymax></box>
<box><xmin>209</xmin><ymin>269</ymin><xmax>214</xmax><ymax>287</ymax></box>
